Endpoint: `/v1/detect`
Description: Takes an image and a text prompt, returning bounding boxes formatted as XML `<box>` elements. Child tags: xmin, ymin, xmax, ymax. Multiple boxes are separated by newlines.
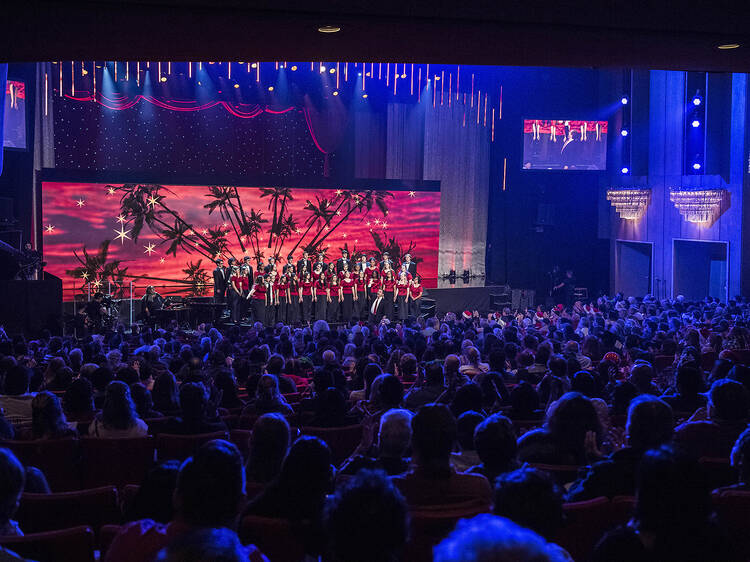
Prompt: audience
<box><xmin>245</xmin><ymin>413</ymin><xmax>290</xmax><ymax>485</ymax></box>
<box><xmin>466</xmin><ymin>413</ymin><xmax>519</xmax><ymax>482</ymax></box>
<box><xmin>0</xmin><ymin>448</ymin><xmax>24</xmax><ymax>537</ymax></box>
<box><xmin>340</xmin><ymin>408</ymin><xmax>412</xmax><ymax>476</ymax></box>
<box><xmin>88</xmin><ymin>381</ymin><xmax>149</xmax><ymax>438</ymax></box>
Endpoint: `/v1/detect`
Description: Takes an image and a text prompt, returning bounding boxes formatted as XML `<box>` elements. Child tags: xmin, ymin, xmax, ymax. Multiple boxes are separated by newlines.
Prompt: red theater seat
<box><xmin>713</xmin><ymin>490</ymin><xmax>750</xmax><ymax>559</ymax></box>
<box><xmin>99</xmin><ymin>524</ymin><xmax>123</xmax><ymax>558</ymax></box>
<box><xmin>80</xmin><ymin>436</ymin><xmax>155</xmax><ymax>488</ymax></box>
<box><xmin>143</xmin><ymin>416</ymin><xmax>174</xmax><ymax>436</ymax></box>
<box><xmin>301</xmin><ymin>424</ymin><xmax>363</xmax><ymax>465</ymax></box>
<box><xmin>239</xmin><ymin>515</ymin><xmax>307</xmax><ymax>562</ymax></box>
<box><xmin>610</xmin><ymin>495</ymin><xmax>636</xmax><ymax>526</ymax></box>
<box><xmin>0</xmin><ymin>438</ymin><xmax>80</xmax><ymax>491</ymax></box>
<box><xmin>528</xmin><ymin>463</ymin><xmax>582</xmax><ymax>485</ymax></box>
<box><xmin>556</xmin><ymin>496</ymin><xmax>614</xmax><ymax>562</ymax></box>
<box><xmin>0</xmin><ymin>525</ymin><xmax>96</xmax><ymax>562</ymax></box>
<box><xmin>229</xmin><ymin>429</ymin><xmax>252</xmax><ymax>461</ymax></box>
<box><xmin>156</xmin><ymin>431</ymin><xmax>229</xmax><ymax>461</ymax></box>
<box><xmin>15</xmin><ymin>486</ymin><xmax>120</xmax><ymax>536</ymax></box>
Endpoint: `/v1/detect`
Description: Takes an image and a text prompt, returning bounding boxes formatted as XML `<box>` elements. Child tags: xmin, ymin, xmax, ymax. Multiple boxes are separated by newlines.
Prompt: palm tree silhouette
<box><xmin>66</xmin><ymin>240</ymin><xmax>129</xmax><ymax>297</ymax></box>
<box><xmin>259</xmin><ymin>187</ymin><xmax>294</xmax><ymax>249</ymax></box>
<box><xmin>182</xmin><ymin>260</ymin><xmax>211</xmax><ymax>297</ymax></box>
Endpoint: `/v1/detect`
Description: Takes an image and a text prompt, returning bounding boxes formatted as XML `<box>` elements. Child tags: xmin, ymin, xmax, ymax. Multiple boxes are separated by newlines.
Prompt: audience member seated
<box><xmin>0</xmin><ymin>367</ymin><xmax>35</xmax><ymax>429</ymax></box>
<box><xmin>245</xmin><ymin>413</ymin><xmax>290</xmax><ymax>485</ymax></box>
<box><xmin>154</xmin><ymin>527</ymin><xmax>252</xmax><ymax>562</ymax></box>
<box><xmin>243</xmin><ymin>436</ymin><xmax>332</xmax><ymax>556</ymax></box>
<box><xmin>62</xmin><ymin>377</ymin><xmax>96</xmax><ymax>423</ymax></box>
<box><xmin>130</xmin><ymin>383</ymin><xmax>163</xmax><ymax>420</ymax></box>
<box><xmin>323</xmin><ymin>469</ymin><xmax>409</xmax><ymax>562</ymax></box>
<box><xmin>450</xmin><ymin>383</ymin><xmax>485</xmax><ymax>418</ymax></box>
<box><xmin>124</xmin><ymin>461</ymin><xmax>180</xmax><ymax>523</ymax></box>
<box><xmin>151</xmin><ymin>373</ymin><xmax>181</xmax><ymax>416</ymax></box>
<box><xmin>518</xmin><ymin>392</ymin><xmax>602</xmax><ymax>466</ymax></box>
<box><xmin>255</xmin><ymin>354</ymin><xmax>297</xmax><ymax>395</ymax></box>
<box><xmin>215</xmin><ymin>371</ymin><xmax>246</xmax><ymax>410</ymax></box>
<box><xmin>506</xmin><ymin>381</ymin><xmax>544</xmax><ymax>421</ymax></box>
<box><xmin>593</xmin><ymin>445</ymin><xmax>739</xmax><ymax>562</ymax></box>
<box><xmin>568</xmin><ymin>394</ymin><xmax>673</xmax><ymax>501</ymax></box>
<box><xmin>434</xmin><ymin>514</ymin><xmax>569</xmax><ymax>562</ymax></box>
<box><xmin>241</xmin><ymin>375</ymin><xmax>294</xmax><ymax>417</ymax></box>
<box><xmin>361</xmin><ymin>374</ymin><xmax>404</xmax><ymax>423</ymax></box>
<box><xmin>661</xmin><ymin>365</ymin><xmax>707</xmax><ymax>414</ymax></box>
<box><xmin>164</xmin><ymin>382</ymin><xmax>227</xmax><ymax>435</ymax></box>
<box><xmin>466</xmin><ymin>413</ymin><xmax>519</xmax><ymax>482</ymax></box>
<box><xmin>88</xmin><ymin>381</ymin><xmax>149</xmax><ymax>438</ymax></box>
<box><xmin>0</xmin><ymin>448</ymin><xmax>25</xmax><ymax>537</ymax></box>
<box><xmin>404</xmin><ymin>360</ymin><xmax>445</xmax><ymax>410</ymax></box>
<box><xmin>674</xmin><ymin>378</ymin><xmax>749</xmax><ymax>459</ymax></box>
<box><xmin>493</xmin><ymin>467</ymin><xmax>565</xmax><ymax>542</ymax></box>
<box><xmin>450</xmin><ymin>411</ymin><xmax>484</xmax><ymax>472</ymax></box>
<box><xmin>391</xmin><ymin>404</ymin><xmax>492</xmax><ymax>509</ymax></box>
<box><xmin>340</xmin><ymin>408</ymin><xmax>412</xmax><ymax>476</ymax></box>
<box><xmin>308</xmin><ymin>388</ymin><xmax>360</xmax><ymax>427</ymax></box>
<box><xmin>28</xmin><ymin>391</ymin><xmax>77</xmax><ymax>440</ymax></box>
<box><xmin>106</xmin><ymin>439</ymin><xmax>267</xmax><ymax>562</ymax></box>
<box><xmin>349</xmin><ymin>363</ymin><xmax>382</xmax><ymax>403</ymax></box>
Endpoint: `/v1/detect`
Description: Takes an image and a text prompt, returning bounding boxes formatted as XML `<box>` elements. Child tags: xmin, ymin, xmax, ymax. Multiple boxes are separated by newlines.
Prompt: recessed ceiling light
<box><xmin>318</xmin><ymin>25</ymin><xmax>341</xmax><ymax>34</ymax></box>
<box><xmin>717</xmin><ymin>43</ymin><xmax>740</xmax><ymax>50</ymax></box>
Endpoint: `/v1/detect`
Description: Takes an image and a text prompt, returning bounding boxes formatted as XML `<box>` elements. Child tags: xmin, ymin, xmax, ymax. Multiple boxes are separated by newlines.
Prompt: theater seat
<box><xmin>712</xmin><ymin>489</ymin><xmax>750</xmax><ymax>559</ymax></box>
<box><xmin>700</xmin><ymin>457</ymin><xmax>737</xmax><ymax>490</ymax></box>
<box><xmin>143</xmin><ymin>416</ymin><xmax>174</xmax><ymax>436</ymax></box>
<box><xmin>239</xmin><ymin>515</ymin><xmax>308</xmax><ymax>562</ymax></box>
<box><xmin>403</xmin><ymin>501</ymin><xmax>489</xmax><ymax>562</ymax></box>
<box><xmin>301</xmin><ymin>425</ymin><xmax>363</xmax><ymax>465</ymax></box>
<box><xmin>610</xmin><ymin>495</ymin><xmax>636</xmax><ymax>526</ymax></box>
<box><xmin>0</xmin><ymin>438</ymin><xmax>80</xmax><ymax>491</ymax></box>
<box><xmin>0</xmin><ymin>525</ymin><xmax>96</xmax><ymax>562</ymax></box>
<box><xmin>229</xmin><ymin>429</ymin><xmax>252</xmax><ymax>461</ymax></box>
<box><xmin>99</xmin><ymin>524</ymin><xmax>122</xmax><ymax>559</ymax></box>
<box><xmin>80</xmin><ymin>437</ymin><xmax>155</xmax><ymax>488</ymax></box>
<box><xmin>556</xmin><ymin>496</ymin><xmax>614</xmax><ymax>562</ymax></box>
<box><xmin>15</xmin><ymin>486</ymin><xmax>120</xmax><ymax>536</ymax></box>
<box><xmin>527</xmin><ymin>463</ymin><xmax>582</xmax><ymax>485</ymax></box>
<box><xmin>156</xmin><ymin>431</ymin><xmax>229</xmax><ymax>461</ymax></box>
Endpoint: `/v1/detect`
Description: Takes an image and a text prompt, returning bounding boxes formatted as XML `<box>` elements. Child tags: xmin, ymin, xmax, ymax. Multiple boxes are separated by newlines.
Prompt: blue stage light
<box><xmin>692</xmin><ymin>162</ymin><xmax>702</xmax><ymax>170</ymax></box>
<box><xmin>621</xmin><ymin>96</ymin><xmax>629</xmax><ymax>105</ymax></box>
<box><xmin>621</xmin><ymin>129</ymin><xmax>629</xmax><ymax>137</ymax></box>
<box><xmin>692</xmin><ymin>95</ymin><xmax>702</xmax><ymax>106</ymax></box>
<box><xmin>621</xmin><ymin>167</ymin><xmax>629</xmax><ymax>174</ymax></box>
<box><xmin>691</xmin><ymin>119</ymin><xmax>700</xmax><ymax>128</ymax></box>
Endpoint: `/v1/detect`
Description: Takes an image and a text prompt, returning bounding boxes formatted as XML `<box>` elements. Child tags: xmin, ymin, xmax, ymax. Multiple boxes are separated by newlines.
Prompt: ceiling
<box><xmin>3</xmin><ymin>0</ymin><xmax>750</xmax><ymax>71</ymax></box>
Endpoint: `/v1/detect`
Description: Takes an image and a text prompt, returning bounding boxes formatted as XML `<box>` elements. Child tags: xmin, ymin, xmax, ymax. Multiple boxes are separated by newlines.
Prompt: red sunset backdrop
<box><xmin>42</xmin><ymin>181</ymin><xmax>441</xmax><ymax>300</ymax></box>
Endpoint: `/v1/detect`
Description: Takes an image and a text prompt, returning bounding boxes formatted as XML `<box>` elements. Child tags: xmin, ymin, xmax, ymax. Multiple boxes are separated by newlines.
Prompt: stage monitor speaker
<box><xmin>512</xmin><ymin>289</ymin><xmax>536</xmax><ymax>311</ymax></box>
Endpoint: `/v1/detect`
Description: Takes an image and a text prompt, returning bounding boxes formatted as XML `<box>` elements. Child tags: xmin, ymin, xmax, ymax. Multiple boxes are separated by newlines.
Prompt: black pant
<box><xmin>265</xmin><ymin>303</ymin><xmax>276</xmax><ymax>326</ymax></box>
<box><xmin>229</xmin><ymin>291</ymin><xmax>242</xmax><ymax>323</ymax></box>
<box><xmin>409</xmin><ymin>297</ymin><xmax>422</xmax><ymax>317</ymax></box>
<box><xmin>315</xmin><ymin>296</ymin><xmax>327</xmax><ymax>322</ymax></box>
<box><xmin>342</xmin><ymin>293</ymin><xmax>354</xmax><ymax>323</ymax></box>
<box><xmin>328</xmin><ymin>298</ymin><xmax>340</xmax><ymax>323</ymax></box>
<box><xmin>251</xmin><ymin>299</ymin><xmax>266</xmax><ymax>326</ymax></box>
<box><xmin>354</xmin><ymin>295</ymin><xmax>365</xmax><ymax>320</ymax></box>
<box><xmin>301</xmin><ymin>295</ymin><xmax>313</xmax><ymax>323</ymax></box>
<box><xmin>278</xmin><ymin>298</ymin><xmax>288</xmax><ymax>324</ymax></box>
<box><xmin>397</xmin><ymin>294</ymin><xmax>408</xmax><ymax>320</ymax></box>
<box><xmin>383</xmin><ymin>291</ymin><xmax>394</xmax><ymax>319</ymax></box>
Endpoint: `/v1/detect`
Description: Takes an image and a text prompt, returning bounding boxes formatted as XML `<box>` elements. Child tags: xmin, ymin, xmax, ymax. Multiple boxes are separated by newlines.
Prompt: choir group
<box><xmin>212</xmin><ymin>249</ymin><xmax>424</xmax><ymax>326</ymax></box>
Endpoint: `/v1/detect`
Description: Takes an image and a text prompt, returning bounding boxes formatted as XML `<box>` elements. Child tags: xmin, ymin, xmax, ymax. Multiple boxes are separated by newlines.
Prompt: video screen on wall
<box><xmin>42</xmin><ymin>182</ymin><xmax>441</xmax><ymax>299</ymax></box>
<box><xmin>522</xmin><ymin>119</ymin><xmax>607</xmax><ymax>170</ymax></box>
<box><xmin>3</xmin><ymin>80</ymin><xmax>27</xmax><ymax>150</ymax></box>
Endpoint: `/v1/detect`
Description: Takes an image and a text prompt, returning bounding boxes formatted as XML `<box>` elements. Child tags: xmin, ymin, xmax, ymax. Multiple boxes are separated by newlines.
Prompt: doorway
<box><xmin>672</xmin><ymin>239</ymin><xmax>729</xmax><ymax>302</ymax></box>
<box><xmin>615</xmin><ymin>240</ymin><xmax>653</xmax><ymax>297</ymax></box>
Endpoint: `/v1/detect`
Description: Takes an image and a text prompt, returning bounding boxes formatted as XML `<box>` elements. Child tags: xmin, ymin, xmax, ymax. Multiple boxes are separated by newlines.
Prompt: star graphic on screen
<box><xmin>81</xmin><ymin>272</ymin><xmax>89</xmax><ymax>280</ymax></box>
<box><xmin>353</xmin><ymin>195</ymin><xmax>360</xmax><ymax>203</ymax></box>
<box><xmin>76</xmin><ymin>198</ymin><xmax>86</xmax><ymax>207</ymax></box>
<box><xmin>381</xmin><ymin>222</ymin><xmax>388</xmax><ymax>229</ymax></box>
<box><xmin>354</xmin><ymin>239</ymin><xmax>358</xmax><ymax>244</ymax></box>
<box><xmin>342</xmin><ymin>233</ymin><xmax>348</xmax><ymax>238</ymax></box>
<box><xmin>365</xmin><ymin>221</ymin><xmax>371</xmax><ymax>227</ymax></box>
<box><xmin>159</xmin><ymin>257</ymin><xmax>166</xmax><ymax>264</ymax></box>
<box><xmin>106</xmin><ymin>187</ymin><xmax>116</xmax><ymax>196</ymax></box>
<box><xmin>222</xmin><ymin>222</ymin><xmax>228</xmax><ymax>229</ymax></box>
<box><xmin>335</xmin><ymin>189</ymin><xmax>343</xmax><ymax>196</ymax></box>
<box><xmin>144</xmin><ymin>243</ymin><xmax>156</xmax><ymax>255</ymax></box>
<box><xmin>295</xmin><ymin>228</ymin><xmax>302</xmax><ymax>234</ymax></box>
<box><xmin>92</xmin><ymin>279</ymin><xmax>102</xmax><ymax>289</ymax></box>
<box><xmin>201</xmin><ymin>228</ymin><xmax>208</xmax><ymax>235</ymax></box>
<box><xmin>146</xmin><ymin>195</ymin><xmax>159</xmax><ymax>208</ymax></box>
<box><xmin>408</xmin><ymin>191</ymin><xmax>416</xmax><ymax>197</ymax></box>
<box><xmin>113</xmin><ymin>225</ymin><xmax>132</xmax><ymax>244</ymax></box>
<box><xmin>336</xmin><ymin>210</ymin><xmax>341</xmax><ymax>216</ymax></box>
<box><xmin>243</xmin><ymin>248</ymin><xmax>250</xmax><ymax>255</ymax></box>
<box><xmin>116</xmin><ymin>215</ymin><xmax>127</xmax><ymax>224</ymax></box>
<box><xmin>45</xmin><ymin>224</ymin><xmax>55</xmax><ymax>233</ymax></box>
<box><xmin>373</xmin><ymin>219</ymin><xmax>380</xmax><ymax>225</ymax></box>
<box><xmin>324</xmin><ymin>226</ymin><xmax>330</xmax><ymax>232</ymax></box>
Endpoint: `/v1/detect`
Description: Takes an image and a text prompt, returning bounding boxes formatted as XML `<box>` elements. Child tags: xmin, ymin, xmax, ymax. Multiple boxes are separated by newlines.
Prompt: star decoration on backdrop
<box><xmin>159</xmin><ymin>257</ymin><xmax>166</xmax><ymax>264</ymax></box>
<box><xmin>106</xmin><ymin>187</ymin><xmax>116</xmax><ymax>196</ymax></box>
<box><xmin>342</xmin><ymin>233</ymin><xmax>348</xmax><ymax>238</ymax></box>
<box><xmin>81</xmin><ymin>272</ymin><xmax>89</xmax><ymax>280</ymax></box>
<box><xmin>146</xmin><ymin>195</ymin><xmax>159</xmax><ymax>208</ymax></box>
<box><xmin>408</xmin><ymin>191</ymin><xmax>416</xmax><ymax>197</ymax></box>
<box><xmin>45</xmin><ymin>224</ymin><xmax>55</xmax><ymax>233</ymax></box>
<box><xmin>374</xmin><ymin>219</ymin><xmax>381</xmax><ymax>225</ymax></box>
<box><xmin>144</xmin><ymin>243</ymin><xmax>156</xmax><ymax>255</ymax></box>
<box><xmin>335</xmin><ymin>189</ymin><xmax>343</xmax><ymax>196</ymax></box>
<box><xmin>201</xmin><ymin>228</ymin><xmax>209</xmax><ymax>235</ymax></box>
<box><xmin>116</xmin><ymin>215</ymin><xmax>127</xmax><ymax>224</ymax></box>
<box><xmin>336</xmin><ymin>210</ymin><xmax>341</xmax><ymax>216</ymax></box>
<box><xmin>113</xmin><ymin>225</ymin><xmax>132</xmax><ymax>244</ymax></box>
<box><xmin>92</xmin><ymin>279</ymin><xmax>102</xmax><ymax>289</ymax></box>
<box><xmin>365</xmin><ymin>221</ymin><xmax>371</xmax><ymax>227</ymax></box>
<box><xmin>295</xmin><ymin>228</ymin><xmax>302</xmax><ymax>234</ymax></box>
<box><xmin>324</xmin><ymin>226</ymin><xmax>330</xmax><ymax>232</ymax></box>
<box><xmin>222</xmin><ymin>222</ymin><xmax>228</xmax><ymax>228</ymax></box>
<box><xmin>76</xmin><ymin>198</ymin><xmax>86</xmax><ymax>207</ymax></box>
<box><xmin>381</xmin><ymin>222</ymin><xmax>388</xmax><ymax>229</ymax></box>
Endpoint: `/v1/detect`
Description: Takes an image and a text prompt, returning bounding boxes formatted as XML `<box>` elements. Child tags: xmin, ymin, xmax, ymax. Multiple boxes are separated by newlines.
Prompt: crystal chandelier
<box><xmin>669</xmin><ymin>188</ymin><xmax>729</xmax><ymax>224</ymax></box>
<box><xmin>606</xmin><ymin>188</ymin><xmax>651</xmax><ymax>220</ymax></box>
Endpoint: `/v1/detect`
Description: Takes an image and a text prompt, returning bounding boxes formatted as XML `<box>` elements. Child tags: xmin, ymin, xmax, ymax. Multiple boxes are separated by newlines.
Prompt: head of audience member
<box><xmin>3</xmin><ymin>366</ymin><xmax>31</xmax><ymax>396</ymax></box>
<box><xmin>398</xmin><ymin>353</ymin><xmax>418</xmax><ymax>381</ymax></box>
<box><xmin>324</xmin><ymin>469</ymin><xmax>409</xmax><ymax>562</ymax></box>
<box><xmin>626</xmin><ymin>395</ymin><xmax>673</xmax><ymax>451</ymax></box>
<box><xmin>546</xmin><ymin>392</ymin><xmax>601</xmax><ymax>463</ymax></box>
<box><xmin>378</xmin><ymin>409</ymin><xmax>413</xmax><ymax>460</ymax></box>
<box><xmin>246</xmin><ymin>413</ymin><xmax>290</xmax><ymax>484</ymax></box>
<box><xmin>130</xmin><ymin>382</ymin><xmax>158</xmax><ymax>419</ymax></box>
<box><xmin>629</xmin><ymin>362</ymin><xmax>656</xmax><ymax>394</ymax></box>
<box><xmin>31</xmin><ymin>391</ymin><xmax>72</xmax><ymax>439</ymax></box>
<box><xmin>126</xmin><ymin>460</ymin><xmax>180</xmax><ymax>524</ymax></box>
<box><xmin>493</xmin><ymin>467</ymin><xmax>565</xmax><ymax>540</ymax></box>
<box><xmin>675</xmin><ymin>365</ymin><xmax>703</xmax><ymax>399</ymax></box>
<box><xmin>265</xmin><ymin>354</ymin><xmax>285</xmax><ymax>377</ymax></box>
<box><xmin>101</xmin><ymin>380</ymin><xmax>139</xmax><ymax>430</ymax></box>
<box><xmin>411</xmin><ymin>404</ymin><xmax>457</xmax><ymax>472</ymax></box>
<box><xmin>450</xmin><ymin>383</ymin><xmax>484</xmax><ymax>418</ymax></box>
<box><xmin>547</xmin><ymin>354</ymin><xmax>567</xmax><ymax>379</ymax></box>
<box><xmin>509</xmin><ymin>382</ymin><xmax>540</xmax><ymax>419</ymax></box>
<box><xmin>708</xmin><ymin>378</ymin><xmax>749</xmax><ymax>422</ymax></box>
<box><xmin>731</xmin><ymin>427</ymin><xmax>750</xmax><ymax>486</ymax></box>
<box><xmin>473</xmin><ymin>414</ymin><xmax>518</xmax><ymax>480</ymax></box>
<box><xmin>423</xmin><ymin>361</ymin><xmax>445</xmax><ymax>387</ymax></box>
<box><xmin>174</xmin><ymin>439</ymin><xmax>245</xmax><ymax>529</ymax></box>
<box><xmin>152</xmin><ymin>372</ymin><xmax>181</xmax><ymax>413</ymax></box>
<box><xmin>255</xmin><ymin>374</ymin><xmax>287</xmax><ymax>408</ymax></box>
<box><xmin>0</xmin><ymin>448</ymin><xmax>24</xmax><ymax>531</ymax></box>
<box><xmin>62</xmin><ymin>376</ymin><xmax>95</xmax><ymax>419</ymax></box>
<box><xmin>372</xmin><ymin>374</ymin><xmax>404</xmax><ymax>411</ymax></box>
<box><xmin>571</xmin><ymin>371</ymin><xmax>596</xmax><ymax>398</ymax></box>
<box><xmin>456</xmin><ymin>411</ymin><xmax>485</xmax><ymax>453</ymax></box>
<box><xmin>444</xmin><ymin>355</ymin><xmax>461</xmax><ymax>383</ymax></box>
<box><xmin>611</xmin><ymin>380</ymin><xmax>639</xmax><ymax>416</ymax></box>
<box><xmin>434</xmin><ymin>513</ymin><xmax>567</xmax><ymax>562</ymax></box>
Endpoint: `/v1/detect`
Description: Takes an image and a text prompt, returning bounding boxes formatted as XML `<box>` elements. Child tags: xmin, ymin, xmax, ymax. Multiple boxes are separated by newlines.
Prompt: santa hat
<box><xmin>462</xmin><ymin>311</ymin><xmax>472</xmax><ymax>321</ymax></box>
